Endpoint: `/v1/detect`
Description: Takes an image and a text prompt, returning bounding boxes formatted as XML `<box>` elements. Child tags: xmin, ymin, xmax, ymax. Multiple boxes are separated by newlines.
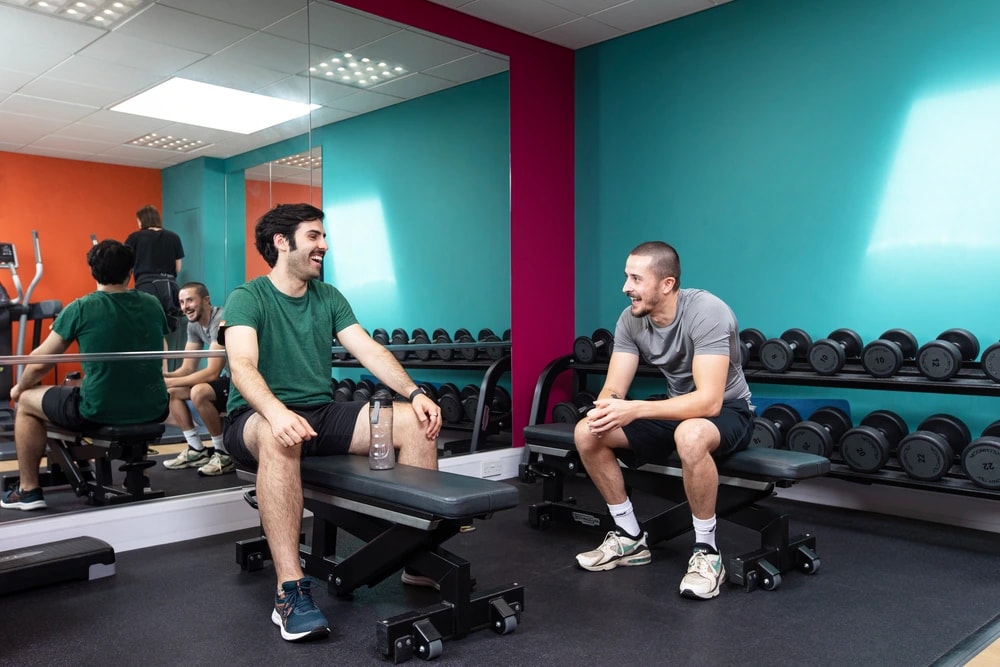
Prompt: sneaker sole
<box><xmin>576</xmin><ymin>548</ymin><xmax>652</xmax><ymax>572</ymax></box>
<box><xmin>163</xmin><ymin>459</ymin><xmax>208</xmax><ymax>469</ymax></box>
<box><xmin>270</xmin><ymin>609</ymin><xmax>330</xmax><ymax>642</ymax></box>
<box><xmin>0</xmin><ymin>499</ymin><xmax>48</xmax><ymax>510</ymax></box>
<box><xmin>679</xmin><ymin>564</ymin><xmax>726</xmax><ymax>600</ymax></box>
<box><xmin>197</xmin><ymin>465</ymin><xmax>235</xmax><ymax>477</ymax></box>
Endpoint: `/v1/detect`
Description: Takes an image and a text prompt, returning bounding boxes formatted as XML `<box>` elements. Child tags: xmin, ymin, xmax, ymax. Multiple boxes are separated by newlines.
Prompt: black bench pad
<box><xmin>299</xmin><ymin>456</ymin><xmax>519</xmax><ymax>519</ymax></box>
<box><xmin>524</xmin><ymin>422</ymin><xmax>830</xmax><ymax>480</ymax></box>
<box><xmin>48</xmin><ymin>423</ymin><xmax>165</xmax><ymax>441</ymax></box>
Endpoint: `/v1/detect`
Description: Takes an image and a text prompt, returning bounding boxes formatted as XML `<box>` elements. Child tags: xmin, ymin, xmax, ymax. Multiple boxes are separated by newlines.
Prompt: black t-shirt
<box><xmin>125</xmin><ymin>228</ymin><xmax>185</xmax><ymax>279</ymax></box>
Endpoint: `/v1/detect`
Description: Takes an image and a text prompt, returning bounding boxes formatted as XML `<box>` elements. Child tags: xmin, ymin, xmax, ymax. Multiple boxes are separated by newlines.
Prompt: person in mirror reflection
<box><xmin>125</xmin><ymin>204</ymin><xmax>184</xmax><ymax>332</ymax></box>
<box><xmin>162</xmin><ymin>282</ymin><xmax>234</xmax><ymax>477</ymax></box>
<box><xmin>573</xmin><ymin>241</ymin><xmax>753</xmax><ymax>601</ymax></box>
<box><xmin>222</xmin><ymin>203</ymin><xmax>440</xmax><ymax>643</ymax></box>
<box><xmin>1</xmin><ymin>240</ymin><xmax>169</xmax><ymax>511</ymax></box>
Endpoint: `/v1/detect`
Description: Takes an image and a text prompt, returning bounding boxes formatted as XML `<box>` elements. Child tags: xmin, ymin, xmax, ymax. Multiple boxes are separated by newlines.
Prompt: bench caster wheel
<box><xmin>797</xmin><ymin>545</ymin><xmax>821</xmax><ymax>575</ymax></box>
<box><xmin>412</xmin><ymin>619</ymin><xmax>442</xmax><ymax>661</ymax></box>
<box><xmin>490</xmin><ymin>597</ymin><xmax>518</xmax><ymax>635</ymax></box>
<box><xmin>494</xmin><ymin>615</ymin><xmax>517</xmax><ymax>635</ymax></box>
<box><xmin>758</xmin><ymin>561</ymin><xmax>782</xmax><ymax>591</ymax></box>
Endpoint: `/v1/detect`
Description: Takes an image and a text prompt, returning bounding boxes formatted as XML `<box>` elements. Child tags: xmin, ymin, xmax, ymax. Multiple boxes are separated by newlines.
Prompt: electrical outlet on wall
<box><xmin>481</xmin><ymin>461</ymin><xmax>503</xmax><ymax>478</ymax></box>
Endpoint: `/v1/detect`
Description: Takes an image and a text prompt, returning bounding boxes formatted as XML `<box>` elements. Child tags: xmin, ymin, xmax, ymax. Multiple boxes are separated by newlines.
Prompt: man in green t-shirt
<box><xmin>2</xmin><ymin>240</ymin><xmax>169</xmax><ymax>512</ymax></box>
<box><xmin>223</xmin><ymin>203</ymin><xmax>440</xmax><ymax>644</ymax></box>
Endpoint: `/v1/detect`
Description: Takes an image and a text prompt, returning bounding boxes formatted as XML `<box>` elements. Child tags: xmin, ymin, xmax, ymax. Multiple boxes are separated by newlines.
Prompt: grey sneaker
<box><xmin>197</xmin><ymin>452</ymin><xmax>235</xmax><ymax>476</ymax></box>
<box><xmin>576</xmin><ymin>530</ymin><xmax>651</xmax><ymax>572</ymax></box>
<box><xmin>163</xmin><ymin>447</ymin><xmax>210</xmax><ymax>469</ymax></box>
<box><xmin>679</xmin><ymin>544</ymin><xmax>725</xmax><ymax>599</ymax></box>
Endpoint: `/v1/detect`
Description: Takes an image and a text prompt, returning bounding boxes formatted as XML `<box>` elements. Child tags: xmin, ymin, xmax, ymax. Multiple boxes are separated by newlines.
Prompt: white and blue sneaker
<box><xmin>576</xmin><ymin>530</ymin><xmax>651</xmax><ymax>572</ymax></box>
<box><xmin>679</xmin><ymin>543</ymin><xmax>725</xmax><ymax>599</ymax></box>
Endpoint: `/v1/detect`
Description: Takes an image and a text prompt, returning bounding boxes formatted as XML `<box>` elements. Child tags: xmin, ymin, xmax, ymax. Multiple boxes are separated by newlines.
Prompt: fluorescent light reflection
<box><xmin>868</xmin><ymin>83</ymin><xmax>1000</xmax><ymax>255</ymax></box>
<box><xmin>327</xmin><ymin>199</ymin><xmax>397</xmax><ymax>297</ymax></box>
<box><xmin>111</xmin><ymin>78</ymin><xmax>319</xmax><ymax>135</ymax></box>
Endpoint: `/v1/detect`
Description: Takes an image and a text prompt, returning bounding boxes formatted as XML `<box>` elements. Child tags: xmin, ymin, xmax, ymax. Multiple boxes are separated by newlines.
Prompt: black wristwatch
<box><xmin>408</xmin><ymin>387</ymin><xmax>426</xmax><ymax>402</ymax></box>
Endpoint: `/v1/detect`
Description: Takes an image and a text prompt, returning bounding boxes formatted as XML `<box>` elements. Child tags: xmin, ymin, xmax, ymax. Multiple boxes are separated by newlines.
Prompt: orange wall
<box><xmin>244</xmin><ymin>179</ymin><xmax>321</xmax><ymax>280</ymax></box>
<box><xmin>0</xmin><ymin>151</ymin><xmax>162</xmax><ymax>380</ymax></box>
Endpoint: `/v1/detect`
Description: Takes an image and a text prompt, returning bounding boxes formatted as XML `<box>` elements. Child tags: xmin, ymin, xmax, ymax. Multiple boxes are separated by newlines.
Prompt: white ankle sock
<box><xmin>183</xmin><ymin>429</ymin><xmax>204</xmax><ymax>451</ymax></box>
<box><xmin>692</xmin><ymin>514</ymin><xmax>717</xmax><ymax>550</ymax></box>
<box><xmin>210</xmin><ymin>434</ymin><xmax>226</xmax><ymax>454</ymax></box>
<box><xmin>608</xmin><ymin>499</ymin><xmax>641</xmax><ymax>538</ymax></box>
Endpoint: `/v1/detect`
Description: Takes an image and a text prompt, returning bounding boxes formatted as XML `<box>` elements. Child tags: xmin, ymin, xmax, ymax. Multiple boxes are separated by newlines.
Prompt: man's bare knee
<box><xmin>675</xmin><ymin>419</ymin><xmax>719</xmax><ymax>463</ymax></box>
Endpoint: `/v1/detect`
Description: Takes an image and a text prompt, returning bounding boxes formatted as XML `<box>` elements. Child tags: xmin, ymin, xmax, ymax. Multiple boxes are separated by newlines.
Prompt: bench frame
<box><xmin>521</xmin><ymin>354</ymin><xmax>830</xmax><ymax>592</ymax></box>
<box><xmin>235</xmin><ymin>459</ymin><xmax>524</xmax><ymax>663</ymax></box>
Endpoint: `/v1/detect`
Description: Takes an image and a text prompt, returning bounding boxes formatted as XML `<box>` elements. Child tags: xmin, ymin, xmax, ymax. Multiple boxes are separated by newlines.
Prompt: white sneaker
<box><xmin>197</xmin><ymin>452</ymin><xmax>235</xmax><ymax>476</ymax></box>
<box><xmin>679</xmin><ymin>544</ymin><xmax>725</xmax><ymax>599</ymax></box>
<box><xmin>576</xmin><ymin>530</ymin><xmax>651</xmax><ymax>572</ymax></box>
<box><xmin>163</xmin><ymin>447</ymin><xmax>210</xmax><ymax>469</ymax></box>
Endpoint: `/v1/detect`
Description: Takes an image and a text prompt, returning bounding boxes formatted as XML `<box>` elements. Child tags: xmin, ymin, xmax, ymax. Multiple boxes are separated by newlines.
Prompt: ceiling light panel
<box><xmin>308</xmin><ymin>52</ymin><xmax>407</xmax><ymax>89</ymax></box>
<box><xmin>128</xmin><ymin>132</ymin><xmax>209</xmax><ymax>153</ymax></box>
<box><xmin>3</xmin><ymin>0</ymin><xmax>150</xmax><ymax>27</ymax></box>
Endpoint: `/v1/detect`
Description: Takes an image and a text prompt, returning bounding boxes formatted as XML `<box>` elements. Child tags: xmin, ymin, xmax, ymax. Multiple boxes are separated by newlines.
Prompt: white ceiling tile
<box><xmin>28</xmin><ymin>134</ymin><xmax>119</xmax><ymax>154</ymax></box>
<box><xmin>215</xmin><ymin>32</ymin><xmax>313</xmax><ymax>75</ymax></box>
<box><xmin>51</xmin><ymin>123</ymin><xmax>148</xmax><ymax>144</ymax></box>
<box><xmin>0</xmin><ymin>95</ymin><xmax>95</xmax><ymax>122</ymax></box>
<box><xmin>158</xmin><ymin>0</ymin><xmax>308</xmax><ymax>30</ymax></box>
<box><xmin>535</xmin><ymin>16</ymin><xmax>625</xmax><ymax>50</ymax></box>
<box><xmin>1</xmin><ymin>49</ymin><xmax>79</xmax><ymax>77</ymax></box>
<box><xmin>301</xmin><ymin>76</ymin><xmax>358</xmax><ymax>106</ymax></box>
<box><xmin>257</xmin><ymin>75</ymin><xmax>311</xmax><ymax>105</ymax></box>
<box><xmin>41</xmin><ymin>56</ymin><xmax>165</xmax><ymax>94</ymax></box>
<box><xmin>0</xmin><ymin>4</ymin><xmax>104</xmax><ymax>51</ymax></box>
<box><xmin>0</xmin><ymin>112</ymin><xmax>68</xmax><ymax>143</ymax></box>
<box><xmin>0</xmin><ymin>140</ymin><xmax>25</xmax><ymax>152</ymax></box>
<box><xmin>300</xmin><ymin>2</ymin><xmax>404</xmax><ymax>53</ymax></box>
<box><xmin>426</xmin><ymin>0</ymin><xmax>477</xmax><ymax>8</ymax></box>
<box><xmin>177</xmin><ymin>56</ymin><xmax>291</xmax><ymax>94</ymax></box>
<box><xmin>326</xmin><ymin>89</ymin><xmax>404</xmax><ymax>114</ymax></box>
<box><xmin>307</xmin><ymin>106</ymin><xmax>356</xmax><ymax>127</ymax></box>
<box><xmin>18</xmin><ymin>78</ymin><xmax>127</xmax><ymax>108</ymax></box>
<box><xmin>77</xmin><ymin>32</ymin><xmax>207</xmax><ymax>75</ymax></box>
<box><xmin>353</xmin><ymin>30</ymin><xmax>476</xmax><ymax>73</ymax></box>
<box><xmin>371</xmin><ymin>72</ymin><xmax>455</xmax><ymax>99</ymax></box>
<box><xmin>591</xmin><ymin>0</ymin><xmax>714</xmax><ymax>32</ymax></box>
<box><xmin>0</xmin><ymin>67</ymin><xmax>34</xmax><ymax>94</ymax></box>
<box><xmin>112</xmin><ymin>4</ymin><xmax>255</xmax><ymax>55</ymax></box>
<box><xmin>543</xmin><ymin>0</ymin><xmax>631</xmax><ymax>14</ymax></box>
<box><xmin>457</xmin><ymin>0</ymin><xmax>580</xmax><ymax>34</ymax></box>
<box><xmin>90</xmin><ymin>146</ymin><xmax>178</xmax><ymax>167</ymax></box>
<box><xmin>423</xmin><ymin>53</ymin><xmax>508</xmax><ymax>84</ymax></box>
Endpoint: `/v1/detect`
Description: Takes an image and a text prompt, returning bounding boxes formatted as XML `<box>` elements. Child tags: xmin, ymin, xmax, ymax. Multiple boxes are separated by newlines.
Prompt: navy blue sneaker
<box><xmin>271</xmin><ymin>578</ymin><xmax>330</xmax><ymax>642</ymax></box>
<box><xmin>1</xmin><ymin>487</ymin><xmax>47</xmax><ymax>511</ymax></box>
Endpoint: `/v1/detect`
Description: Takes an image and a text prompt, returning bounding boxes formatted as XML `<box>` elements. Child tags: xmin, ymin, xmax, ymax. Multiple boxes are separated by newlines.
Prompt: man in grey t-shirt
<box><xmin>574</xmin><ymin>241</ymin><xmax>753</xmax><ymax>601</ymax></box>
<box><xmin>162</xmin><ymin>282</ymin><xmax>233</xmax><ymax>476</ymax></box>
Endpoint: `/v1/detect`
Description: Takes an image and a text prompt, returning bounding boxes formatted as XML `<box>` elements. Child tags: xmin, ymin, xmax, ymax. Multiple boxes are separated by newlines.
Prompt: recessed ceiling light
<box><xmin>128</xmin><ymin>133</ymin><xmax>210</xmax><ymax>153</ymax></box>
<box><xmin>306</xmin><ymin>52</ymin><xmax>408</xmax><ymax>89</ymax></box>
<box><xmin>112</xmin><ymin>78</ymin><xmax>319</xmax><ymax>135</ymax></box>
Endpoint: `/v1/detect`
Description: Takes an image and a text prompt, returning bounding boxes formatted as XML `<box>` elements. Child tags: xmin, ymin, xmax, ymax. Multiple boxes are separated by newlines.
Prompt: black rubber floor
<box><xmin>1</xmin><ymin>476</ymin><xmax>998</xmax><ymax>666</ymax></box>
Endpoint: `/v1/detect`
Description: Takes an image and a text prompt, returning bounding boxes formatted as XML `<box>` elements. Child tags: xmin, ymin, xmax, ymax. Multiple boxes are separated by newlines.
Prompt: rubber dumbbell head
<box><xmin>750</xmin><ymin>403</ymin><xmax>801</xmax><ymax>449</ymax></box>
<box><xmin>786</xmin><ymin>406</ymin><xmax>852</xmax><ymax>457</ymax></box>
<box><xmin>478</xmin><ymin>328</ymin><xmax>508</xmax><ymax>361</ymax></box>
<box><xmin>454</xmin><ymin>328</ymin><xmax>478</xmax><ymax>361</ymax></box>
<box><xmin>431</xmin><ymin>328</ymin><xmax>454</xmax><ymax>361</ymax></box>
<box><xmin>838</xmin><ymin>409</ymin><xmax>908</xmax><ymax>473</ymax></box>
<box><xmin>808</xmin><ymin>329</ymin><xmax>863</xmax><ymax>376</ymax></box>
<box><xmin>372</xmin><ymin>328</ymin><xmax>390</xmax><ymax>346</ymax></box>
<box><xmin>552</xmin><ymin>391</ymin><xmax>597</xmax><ymax>424</ymax></box>
<box><xmin>961</xmin><ymin>419</ymin><xmax>1000</xmax><ymax>489</ymax></box>
<box><xmin>439</xmin><ymin>387</ymin><xmax>465</xmax><ymax>424</ymax></box>
<box><xmin>352</xmin><ymin>378</ymin><xmax>377</xmax><ymax>402</ymax></box>
<box><xmin>390</xmin><ymin>328</ymin><xmax>411</xmax><ymax>362</ymax></box>
<box><xmin>739</xmin><ymin>328</ymin><xmax>766</xmax><ymax>367</ymax></box>
<box><xmin>916</xmin><ymin>328</ymin><xmax>980</xmax><ymax>381</ymax></box>
<box><xmin>333</xmin><ymin>378</ymin><xmax>357</xmax><ymax>403</ymax></box>
<box><xmin>897</xmin><ymin>414</ymin><xmax>971</xmax><ymax>481</ymax></box>
<box><xmin>574</xmin><ymin>328</ymin><xmax>614</xmax><ymax>364</ymax></box>
<box><xmin>760</xmin><ymin>328</ymin><xmax>813</xmax><ymax>372</ymax></box>
<box><xmin>411</xmin><ymin>328</ymin><xmax>431</xmax><ymax>361</ymax></box>
<box><xmin>861</xmin><ymin>329</ymin><xmax>918</xmax><ymax>378</ymax></box>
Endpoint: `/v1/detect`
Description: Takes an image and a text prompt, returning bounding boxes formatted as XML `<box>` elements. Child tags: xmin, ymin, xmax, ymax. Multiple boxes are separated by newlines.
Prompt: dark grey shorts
<box><xmin>41</xmin><ymin>385</ymin><xmax>169</xmax><ymax>431</ymax></box>
<box><xmin>223</xmin><ymin>401</ymin><xmax>366</xmax><ymax>468</ymax></box>
<box><xmin>621</xmin><ymin>398</ymin><xmax>753</xmax><ymax>467</ymax></box>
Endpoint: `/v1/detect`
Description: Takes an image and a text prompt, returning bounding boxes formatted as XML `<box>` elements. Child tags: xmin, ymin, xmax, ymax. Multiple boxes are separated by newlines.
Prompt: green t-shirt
<box><xmin>53</xmin><ymin>290</ymin><xmax>169</xmax><ymax>423</ymax></box>
<box><xmin>223</xmin><ymin>277</ymin><xmax>358</xmax><ymax>413</ymax></box>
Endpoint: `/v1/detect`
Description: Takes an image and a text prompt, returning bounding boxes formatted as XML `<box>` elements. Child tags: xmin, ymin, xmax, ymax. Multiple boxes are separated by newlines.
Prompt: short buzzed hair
<box><xmin>629</xmin><ymin>241</ymin><xmax>681</xmax><ymax>287</ymax></box>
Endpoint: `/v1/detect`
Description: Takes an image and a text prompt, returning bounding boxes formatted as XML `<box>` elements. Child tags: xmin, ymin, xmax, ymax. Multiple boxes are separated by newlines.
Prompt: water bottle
<box><xmin>369</xmin><ymin>395</ymin><xmax>395</xmax><ymax>470</ymax></box>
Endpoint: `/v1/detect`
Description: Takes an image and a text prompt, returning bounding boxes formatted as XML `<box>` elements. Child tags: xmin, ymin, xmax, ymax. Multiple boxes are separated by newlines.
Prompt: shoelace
<box><xmin>689</xmin><ymin>551</ymin><xmax>718</xmax><ymax>575</ymax></box>
<box><xmin>281</xmin><ymin>580</ymin><xmax>318</xmax><ymax>617</ymax></box>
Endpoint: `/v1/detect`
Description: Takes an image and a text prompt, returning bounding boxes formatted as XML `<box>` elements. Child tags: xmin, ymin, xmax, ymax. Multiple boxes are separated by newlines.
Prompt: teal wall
<box><xmin>161</xmin><ymin>157</ymin><xmax>226</xmax><ymax>297</ymax></box>
<box><xmin>575</xmin><ymin>0</ymin><xmax>1000</xmax><ymax>432</ymax></box>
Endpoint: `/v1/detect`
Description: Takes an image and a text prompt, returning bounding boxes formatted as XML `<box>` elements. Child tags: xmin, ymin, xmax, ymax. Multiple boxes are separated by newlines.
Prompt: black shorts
<box><xmin>621</xmin><ymin>398</ymin><xmax>754</xmax><ymax>467</ymax></box>
<box><xmin>41</xmin><ymin>386</ymin><xmax>169</xmax><ymax>431</ymax></box>
<box><xmin>206</xmin><ymin>377</ymin><xmax>231</xmax><ymax>414</ymax></box>
<box><xmin>223</xmin><ymin>401</ymin><xmax>366</xmax><ymax>468</ymax></box>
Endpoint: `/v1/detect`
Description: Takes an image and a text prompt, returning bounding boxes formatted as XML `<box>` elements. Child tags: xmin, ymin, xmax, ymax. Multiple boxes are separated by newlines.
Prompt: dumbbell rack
<box><xmin>531</xmin><ymin>354</ymin><xmax>1000</xmax><ymax>501</ymax></box>
<box><xmin>331</xmin><ymin>345</ymin><xmax>512</xmax><ymax>455</ymax></box>
<box><xmin>742</xmin><ymin>358</ymin><xmax>1000</xmax><ymax>500</ymax></box>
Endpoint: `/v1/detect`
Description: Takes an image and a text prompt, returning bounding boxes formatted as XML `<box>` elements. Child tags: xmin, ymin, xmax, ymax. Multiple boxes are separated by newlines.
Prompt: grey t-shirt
<box><xmin>613</xmin><ymin>288</ymin><xmax>751</xmax><ymax>403</ymax></box>
<box><xmin>187</xmin><ymin>305</ymin><xmax>227</xmax><ymax>374</ymax></box>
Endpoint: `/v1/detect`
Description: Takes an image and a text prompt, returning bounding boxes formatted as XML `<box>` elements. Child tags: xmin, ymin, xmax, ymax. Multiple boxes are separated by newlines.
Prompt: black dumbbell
<box><xmin>551</xmin><ymin>391</ymin><xmax>597</xmax><ymax>423</ymax></box>
<box><xmin>417</xmin><ymin>382</ymin><xmax>439</xmax><ymax>402</ymax></box>
<box><xmin>759</xmin><ymin>329</ymin><xmax>813</xmax><ymax>372</ymax></box>
<box><xmin>352</xmin><ymin>379</ymin><xmax>378</xmax><ymax>402</ymax></box>
<box><xmin>838</xmin><ymin>409</ymin><xmax>908</xmax><ymax>473</ymax></box>
<box><xmin>438</xmin><ymin>383</ymin><xmax>465</xmax><ymax>424</ymax></box>
<box><xmin>372</xmin><ymin>328</ymin><xmax>390</xmax><ymax>346</ymax></box>
<box><xmin>980</xmin><ymin>340</ymin><xmax>1000</xmax><ymax>384</ymax></box>
<box><xmin>333</xmin><ymin>378</ymin><xmax>357</xmax><ymax>403</ymax></box>
<box><xmin>454</xmin><ymin>328</ymin><xmax>478</xmax><ymax>361</ymax></box>
<box><xmin>430</xmin><ymin>328</ymin><xmax>454</xmax><ymax>361</ymax></box>
<box><xmin>464</xmin><ymin>385</ymin><xmax>513</xmax><ymax>423</ymax></box>
<box><xmin>961</xmin><ymin>420</ymin><xmax>1000</xmax><ymax>490</ymax></box>
<box><xmin>861</xmin><ymin>329</ymin><xmax>918</xmax><ymax>378</ymax></box>
<box><xmin>574</xmin><ymin>328</ymin><xmax>614</xmax><ymax>364</ymax></box>
<box><xmin>502</xmin><ymin>329</ymin><xmax>511</xmax><ymax>342</ymax></box>
<box><xmin>390</xmin><ymin>327</ymin><xmax>431</xmax><ymax>362</ymax></box>
<box><xmin>808</xmin><ymin>329</ymin><xmax>864</xmax><ymax>376</ymax></box>
<box><xmin>478</xmin><ymin>328</ymin><xmax>509</xmax><ymax>361</ymax></box>
<box><xmin>915</xmin><ymin>329</ymin><xmax>980</xmax><ymax>381</ymax></box>
<box><xmin>785</xmin><ymin>406</ymin><xmax>852</xmax><ymax>457</ymax></box>
<box><xmin>750</xmin><ymin>404</ymin><xmax>801</xmax><ymax>449</ymax></box>
<box><xmin>739</xmin><ymin>328</ymin><xmax>766</xmax><ymax>367</ymax></box>
<box><xmin>896</xmin><ymin>414</ymin><xmax>970</xmax><ymax>481</ymax></box>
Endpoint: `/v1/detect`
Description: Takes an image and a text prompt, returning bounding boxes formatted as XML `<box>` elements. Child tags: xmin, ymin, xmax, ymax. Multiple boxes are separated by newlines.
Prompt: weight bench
<box><xmin>2</xmin><ymin>422</ymin><xmax>165</xmax><ymax>505</ymax></box>
<box><xmin>521</xmin><ymin>422</ymin><xmax>831</xmax><ymax>592</ymax></box>
<box><xmin>235</xmin><ymin>457</ymin><xmax>524</xmax><ymax>663</ymax></box>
